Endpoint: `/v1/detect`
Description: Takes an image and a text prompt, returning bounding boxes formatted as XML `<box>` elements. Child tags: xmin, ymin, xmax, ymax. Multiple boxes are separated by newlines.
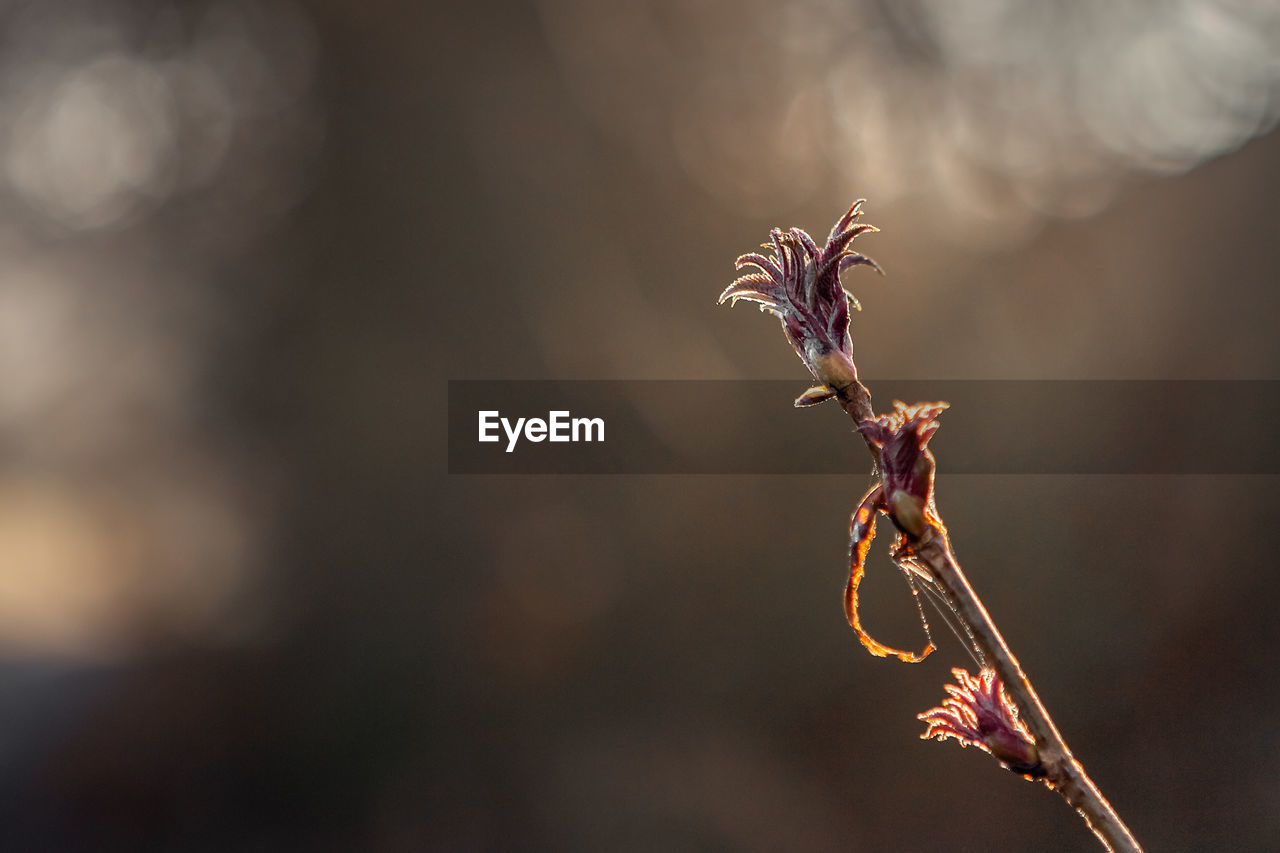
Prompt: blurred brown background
<box><xmin>1</xmin><ymin>0</ymin><xmax>1278</xmax><ymax>850</ymax></box>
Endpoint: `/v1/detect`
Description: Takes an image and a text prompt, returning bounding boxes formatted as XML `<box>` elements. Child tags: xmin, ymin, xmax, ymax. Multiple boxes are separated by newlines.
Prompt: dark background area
<box><xmin>1</xmin><ymin>0</ymin><xmax>1278</xmax><ymax>850</ymax></box>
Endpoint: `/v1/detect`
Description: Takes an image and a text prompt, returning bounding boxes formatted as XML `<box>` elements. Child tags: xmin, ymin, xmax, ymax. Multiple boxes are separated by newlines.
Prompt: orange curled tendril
<box><xmin>845</xmin><ymin>485</ymin><xmax>935</xmax><ymax>663</ymax></box>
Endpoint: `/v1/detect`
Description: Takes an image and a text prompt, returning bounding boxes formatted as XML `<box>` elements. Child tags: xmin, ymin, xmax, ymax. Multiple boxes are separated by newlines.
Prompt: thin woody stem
<box><xmin>833</xmin><ymin>375</ymin><xmax>875</xmax><ymax>423</ymax></box>
<box><xmin>834</xmin><ymin>379</ymin><xmax>1142</xmax><ymax>853</ymax></box>
<box><xmin>913</xmin><ymin>532</ymin><xmax>1141</xmax><ymax>852</ymax></box>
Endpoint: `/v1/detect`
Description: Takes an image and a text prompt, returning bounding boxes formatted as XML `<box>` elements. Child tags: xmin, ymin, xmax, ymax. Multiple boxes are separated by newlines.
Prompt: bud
<box><xmin>919</xmin><ymin>667</ymin><xmax>1044</xmax><ymax>778</ymax></box>
<box><xmin>719</xmin><ymin>201</ymin><xmax>882</xmax><ymax>396</ymax></box>
<box><xmin>857</xmin><ymin>401</ymin><xmax>948</xmax><ymax>539</ymax></box>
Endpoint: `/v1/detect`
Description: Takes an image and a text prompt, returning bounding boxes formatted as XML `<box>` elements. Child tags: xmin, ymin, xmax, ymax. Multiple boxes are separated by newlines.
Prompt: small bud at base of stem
<box><xmin>890</xmin><ymin>489</ymin><xmax>927</xmax><ymax>538</ymax></box>
<box><xmin>811</xmin><ymin>349</ymin><xmax>857</xmax><ymax>392</ymax></box>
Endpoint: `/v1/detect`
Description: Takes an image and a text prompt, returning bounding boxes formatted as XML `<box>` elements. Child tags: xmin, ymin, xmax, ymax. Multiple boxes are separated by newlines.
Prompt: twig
<box><xmin>837</xmin><ymin>378</ymin><xmax>1142</xmax><ymax>853</ymax></box>
<box><xmin>719</xmin><ymin>202</ymin><xmax>1143</xmax><ymax>851</ymax></box>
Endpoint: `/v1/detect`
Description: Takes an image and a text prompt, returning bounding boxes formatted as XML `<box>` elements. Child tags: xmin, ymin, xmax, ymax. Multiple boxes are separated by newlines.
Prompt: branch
<box><xmin>719</xmin><ymin>203</ymin><xmax>1143</xmax><ymax>852</ymax></box>
<box><xmin>913</xmin><ymin>524</ymin><xmax>1140</xmax><ymax>851</ymax></box>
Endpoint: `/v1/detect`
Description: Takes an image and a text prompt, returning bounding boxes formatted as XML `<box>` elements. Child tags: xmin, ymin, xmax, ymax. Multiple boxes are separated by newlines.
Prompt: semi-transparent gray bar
<box><xmin>448</xmin><ymin>380</ymin><xmax>1279</xmax><ymax>474</ymax></box>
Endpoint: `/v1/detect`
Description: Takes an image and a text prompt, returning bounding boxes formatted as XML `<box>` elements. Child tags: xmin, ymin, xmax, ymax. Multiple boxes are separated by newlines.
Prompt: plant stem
<box><xmin>835</xmin><ymin>379</ymin><xmax>1142</xmax><ymax>853</ymax></box>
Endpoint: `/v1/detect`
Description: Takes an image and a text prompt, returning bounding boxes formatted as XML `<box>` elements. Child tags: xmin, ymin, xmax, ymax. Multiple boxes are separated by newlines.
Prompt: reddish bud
<box><xmin>857</xmin><ymin>400</ymin><xmax>948</xmax><ymax>538</ymax></box>
<box><xmin>719</xmin><ymin>201</ymin><xmax>882</xmax><ymax>394</ymax></box>
<box><xmin>919</xmin><ymin>667</ymin><xmax>1043</xmax><ymax>778</ymax></box>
